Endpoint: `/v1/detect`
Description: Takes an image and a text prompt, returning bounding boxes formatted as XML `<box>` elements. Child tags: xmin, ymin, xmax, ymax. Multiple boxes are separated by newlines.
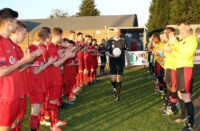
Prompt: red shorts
<box><xmin>176</xmin><ymin>67</ymin><xmax>193</xmax><ymax>93</ymax></box>
<box><xmin>29</xmin><ymin>91</ymin><xmax>46</xmax><ymax>104</ymax></box>
<box><xmin>48</xmin><ymin>85</ymin><xmax>62</xmax><ymax>100</ymax></box>
<box><xmin>165</xmin><ymin>69</ymin><xmax>176</xmax><ymax>89</ymax></box>
<box><xmin>84</xmin><ymin>59</ymin><xmax>92</xmax><ymax>70</ymax></box>
<box><xmin>171</xmin><ymin>69</ymin><xmax>176</xmax><ymax>89</ymax></box>
<box><xmin>0</xmin><ymin>99</ymin><xmax>20</xmax><ymax>126</ymax></box>
<box><xmin>155</xmin><ymin>61</ymin><xmax>161</xmax><ymax>75</ymax></box>
<box><xmin>78</xmin><ymin>64</ymin><xmax>84</xmax><ymax>71</ymax></box>
<box><xmin>17</xmin><ymin>96</ymin><xmax>27</xmax><ymax>120</ymax></box>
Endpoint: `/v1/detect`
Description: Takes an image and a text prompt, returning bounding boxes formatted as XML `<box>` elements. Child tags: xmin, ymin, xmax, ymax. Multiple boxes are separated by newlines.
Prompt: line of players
<box><xmin>0</xmin><ymin>8</ymin><xmax>106</xmax><ymax>131</ymax></box>
<box><xmin>146</xmin><ymin>21</ymin><xmax>198</xmax><ymax>131</ymax></box>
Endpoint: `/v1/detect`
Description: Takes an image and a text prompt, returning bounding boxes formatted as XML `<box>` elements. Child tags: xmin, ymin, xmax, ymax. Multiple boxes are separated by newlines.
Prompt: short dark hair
<box><xmin>85</xmin><ymin>35</ymin><xmax>92</xmax><ymax>39</ymax></box>
<box><xmin>0</xmin><ymin>8</ymin><xmax>18</xmax><ymax>19</ymax></box>
<box><xmin>77</xmin><ymin>32</ymin><xmax>83</xmax><ymax>37</ymax></box>
<box><xmin>52</xmin><ymin>27</ymin><xmax>63</xmax><ymax>35</ymax></box>
<box><xmin>34</xmin><ymin>27</ymin><xmax>50</xmax><ymax>41</ymax></box>
<box><xmin>177</xmin><ymin>20</ymin><xmax>190</xmax><ymax>26</ymax></box>
<box><xmin>92</xmin><ymin>38</ymin><xmax>97</xmax><ymax>42</ymax></box>
<box><xmin>69</xmin><ymin>40</ymin><xmax>75</xmax><ymax>45</ymax></box>
<box><xmin>69</xmin><ymin>30</ymin><xmax>75</xmax><ymax>34</ymax></box>
<box><xmin>17</xmin><ymin>21</ymin><xmax>27</xmax><ymax>29</ymax></box>
<box><xmin>63</xmin><ymin>38</ymin><xmax>69</xmax><ymax>43</ymax></box>
<box><xmin>41</xmin><ymin>27</ymin><xmax>51</xmax><ymax>34</ymax></box>
<box><xmin>165</xmin><ymin>27</ymin><xmax>176</xmax><ymax>33</ymax></box>
<box><xmin>152</xmin><ymin>33</ymin><xmax>161</xmax><ymax>41</ymax></box>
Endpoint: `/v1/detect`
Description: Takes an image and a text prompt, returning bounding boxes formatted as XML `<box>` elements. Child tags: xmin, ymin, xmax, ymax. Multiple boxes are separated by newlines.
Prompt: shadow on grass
<box><xmin>58</xmin><ymin>67</ymin><xmax>181</xmax><ymax>131</ymax></box>
<box><xmin>22</xmin><ymin>67</ymin><xmax>199</xmax><ymax>131</ymax></box>
<box><xmin>192</xmin><ymin>66</ymin><xmax>200</xmax><ymax>131</ymax></box>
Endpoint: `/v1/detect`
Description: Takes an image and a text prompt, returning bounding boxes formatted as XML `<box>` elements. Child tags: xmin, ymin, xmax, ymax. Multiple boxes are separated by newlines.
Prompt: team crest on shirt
<box><xmin>9</xmin><ymin>56</ymin><xmax>18</xmax><ymax>64</ymax></box>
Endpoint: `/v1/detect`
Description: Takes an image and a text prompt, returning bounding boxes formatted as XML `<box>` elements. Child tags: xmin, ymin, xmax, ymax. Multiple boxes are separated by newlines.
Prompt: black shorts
<box><xmin>176</xmin><ymin>67</ymin><xmax>193</xmax><ymax>93</ymax></box>
<box><xmin>100</xmin><ymin>56</ymin><xmax>107</xmax><ymax>63</ymax></box>
<box><xmin>165</xmin><ymin>69</ymin><xmax>176</xmax><ymax>88</ymax></box>
<box><xmin>109</xmin><ymin>60</ymin><xmax>125</xmax><ymax>75</ymax></box>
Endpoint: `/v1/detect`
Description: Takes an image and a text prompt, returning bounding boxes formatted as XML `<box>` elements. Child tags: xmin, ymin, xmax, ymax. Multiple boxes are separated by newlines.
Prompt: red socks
<box><xmin>83</xmin><ymin>73</ymin><xmax>89</xmax><ymax>84</ymax></box>
<box><xmin>15</xmin><ymin>122</ymin><xmax>22</xmax><ymax>131</ymax></box>
<box><xmin>49</xmin><ymin>103</ymin><xmax>58</xmax><ymax>127</ymax></box>
<box><xmin>76</xmin><ymin>73</ymin><xmax>83</xmax><ymax>87</ymax></box>
<box><xmin>30</xmin><ymin>115</ymin><xmax>39</xmax><ymax>129</ymax></box>
<box><xmin>91</xmin><ymin>71</ymin><xmax>96</xmax><ymax>81</ymax></box>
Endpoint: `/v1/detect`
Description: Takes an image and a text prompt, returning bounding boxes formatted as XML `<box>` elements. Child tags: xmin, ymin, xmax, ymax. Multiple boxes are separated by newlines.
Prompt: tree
<box><xmin>147</xmin><ymin>0</ymin><xmax>200</xmax><ymax>32</ymax></box>
<box><xmin>169</xmin><ymin>0</ymin><xmax>200</xmax><ymax>24</ymax></box>
<box><xmin>76</xmin><ymin>0</ymin><xmax>100</xmax><ymax>16</ymax></box>
<box><xmin>147</xmin><ymin>0</ymin><xmax>171</xmax><ymax>32</ymax></box>
<box><xmin>49</xmin><ymin>9</ymin><xmax>68</xmax><ymax>18</ymax></box>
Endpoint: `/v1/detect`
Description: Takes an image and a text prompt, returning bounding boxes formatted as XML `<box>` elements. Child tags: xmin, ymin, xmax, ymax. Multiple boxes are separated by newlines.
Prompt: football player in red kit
<box><xmin>0</xmin><ymin>8</ymin><xmax>36</xmax><ymax>131</ymax></box>
<box><xmin>47</xmin><ymin>27</ymin><xmax>77</xmax><ymax>131</ymax></box>
<box><xmin>27</xmin><ymin>28</ymin><xmax>57</xmax><ymax>131</ymax></box>
<box><xmin>9</xmin><ymin>21</ymin><xmax>31</xmax><ymax>131</ymax></box>
<box><xmin>76</xmin><ymin>32</ymin><xmax>85</xmax><ymax>89</ymax></box>
<box><xmin>91</xmin><ymin>39</ymin><xmax>98</xmax><ymax>82</ymax></box>
<box><xmin>83</xmin><ymin>35</ymin><xmax>93</xmax><ymax>86</ymax></box>
<box><xmin>39</xmin><ymin>27</ymin><xmax>77</xmax><ymax>131</ymax></box>
<box><xmin>63</xmin><ymin>40</ymin><xmax>79</xmax><ymax>103</ymax></box>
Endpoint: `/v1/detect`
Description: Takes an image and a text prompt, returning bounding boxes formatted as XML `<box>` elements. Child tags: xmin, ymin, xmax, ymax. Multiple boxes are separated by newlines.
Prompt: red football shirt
<box><xmin>0</xmin><ymin>35</ymin><xmax>24</xmax><ymax>102</ymax></box>
<box><xmin>76</xmin><ymin>41</ymin><xmax>85</xmax><ymax>70</ymax></box>
<box><xmin>26</xmin><ymin>44</ymin><xmax>48</xmax><ymax>93</ymax></box>
<box><xmin>46</xmin><ymin>42</ymin><xmax>62</xmax><ymax>87</ymax></box>
<box><xmin>84</xmin><ymin>43</ymin><xmax>93</xmax><ymax>60</ymax></box>
<box><xmin>12</xmin><ymin>42</ymin><xmax>29</xmax><ymax>95</ymax></box>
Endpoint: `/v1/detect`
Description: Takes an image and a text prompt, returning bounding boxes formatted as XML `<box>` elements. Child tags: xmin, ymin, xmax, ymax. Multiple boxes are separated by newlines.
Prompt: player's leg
<box><xmin>0</xmin><ymin>100</ymin><xmax>20</xmax><ymax>131</ymax></box>
<box><xmin>30</xmin><ymin>104</ymin><xmax>42</xmax><ymax>131</ymax></box>
<box><xmin>12</xmin><ymin>97</ymin><xmax>27</xmax><ymax>131</ymax></box>
<box><xmin>49</xmin><ymin>99</ymin><xmax>66</xmax><ymax>131</ymax></box>
<box><xmin>179</xmin><ymin>68</ymin><xmax>194</xmax><ymax>130</ymax></box>
<box><xmin>169</xmin><ymin>69</ymin><xmax>178</xmax><ymax>114</ymax></box>
<box><xmin>115</xmin><ymin>63</ymin><xmax>124</xmax><ymax>101</ymax></box>
<box><xmin>163</xmin><ymin>69</ymin><xmax>176</xmax><ymax>115</ymax></box>
<box><xmin>110</xmin><ymin>62</ymin><xmax>117</xmax><ymax>96</ymax></box>
<box><xmin>29</xmin><ymin>92</ymin><xmax>45</xmax><ymax>131</ymax></box>
<box><xmin>83</xmin><ymin>69</ymin><xmax>89</xmax><ymax>86</ymax></box>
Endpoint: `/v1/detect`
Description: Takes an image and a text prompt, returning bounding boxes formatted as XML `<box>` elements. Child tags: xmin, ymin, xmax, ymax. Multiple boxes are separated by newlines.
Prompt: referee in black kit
<box><xmin>105</xmin><ymin>28</ymin><xmax>130</xmax><ymax>101</ymax></box>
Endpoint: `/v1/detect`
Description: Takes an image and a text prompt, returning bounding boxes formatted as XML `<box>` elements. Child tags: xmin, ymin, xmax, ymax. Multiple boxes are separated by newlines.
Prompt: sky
<box><xmin>0</xmin><ymin>0</ymin><xmax>151</xmax><ymax>26</ymax></box>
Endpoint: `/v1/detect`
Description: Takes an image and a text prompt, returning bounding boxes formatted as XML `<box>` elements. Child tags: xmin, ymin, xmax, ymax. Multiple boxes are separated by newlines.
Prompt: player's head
<box><xmin>85</xmin><ymin>35</ymin><xmax>92</xmax><ymax>44</ymax></box>
<box><xmin>164</xmin><ymin>27</ymin><xmax>176</xmax><ymax>40</ymax></box>
<box><xmin>69</xmin><ymin>30</ymin><xmax>76</xmax><ymax>41</ymax></box>
<box><xmin>52</xmin><ymin>27</ymin><xmax>63</xmax><ymax>44</ymax></box>
<box><xmin>113</xmin><ymin>27</ymin><xmax>121</xmax><ymax>38</ymax></box>
<box><xmin>41</xmin><ymin>27</ymin><xmax>51</xmax><ymax>42</ymax></box>
<box><xmin>69</xmin><ymin>40</ymin><xmax>75</xmax><ymax>45</ymax></box>
<box><xmin>10</xmin><ymin>21</ymin><xmax>27</xmax><ymax>43</ymax></box>
<box><xmin>62</xmin><ymin>38</ymin><xmax>69</xmax><ymax>47</ymax></box>
<box><xmin>177</xmin><ymin>20</ymin><xmax>191</xmax><ymax>37</ymax></box>
<box><xmin>101</xmin><ymin>39</ymin><xmax>105</xmax><ymax>43</ymax></box>
<box><xmin>77</xmin><ymin>32</ymin><xmax>83</xmax><ymax>42</ymax></box>
<box><xmin>0</xmin><ymin>8</ymin><xmax>18</xmax><ymax>34</ymax></box>
<box><xmin>34</xmin><ymin>27</ymin><xmax>51</xmax><ymax>43</ymax></box>
<box><xmin>152</xmin><ymin>33</ymin><xmax>161</xmax><ymax>44</ymax></box>
<box><xmin>92</xmin><ymin>38</ymin><xmax>97</xmax><ymax>46</ymax></box>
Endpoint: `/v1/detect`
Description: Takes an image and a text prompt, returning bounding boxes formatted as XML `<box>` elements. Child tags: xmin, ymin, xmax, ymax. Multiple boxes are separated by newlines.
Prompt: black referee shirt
<box><xmin>106</xmin><ymin>37</ymin><xmax>128</xmax><ymax>61</ymax></box>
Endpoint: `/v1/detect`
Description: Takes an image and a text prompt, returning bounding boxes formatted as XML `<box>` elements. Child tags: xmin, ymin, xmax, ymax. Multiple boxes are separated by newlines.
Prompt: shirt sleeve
<box><xmin>105</xmin><ymin>39</ymin><xmax>111</xmax><ymax>52</ymax></box>
<box><xmin>171</xmin><ymin>37</ymin><xmax>198</xmax><ymax>60</ymax></box>
<box><xmin>0</xmin><ymin>45</ymin><xmax>6</xmax><ymax>67</ymax></box>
